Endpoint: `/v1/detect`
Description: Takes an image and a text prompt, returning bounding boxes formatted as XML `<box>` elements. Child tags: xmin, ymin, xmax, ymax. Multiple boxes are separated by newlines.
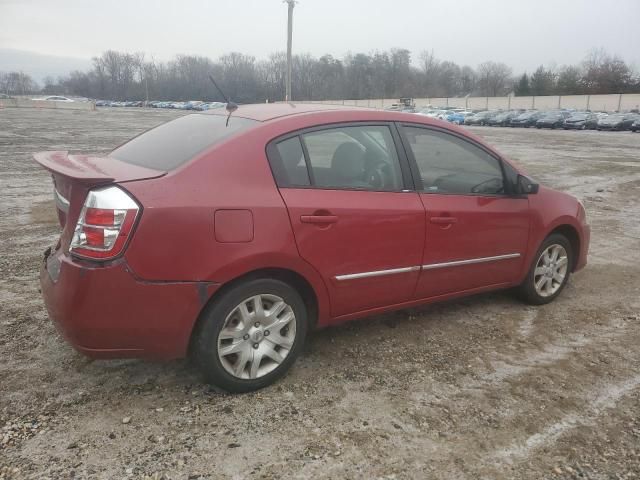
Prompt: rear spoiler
<box><xmin>34</xmin><ymin>151</ymin><xmax>114</xmax><ymax>184</ymax></box>
<box><xmin>33</xmin><ymin>151</ymin><xmax>165</xmax><ymax>184</ymax></box>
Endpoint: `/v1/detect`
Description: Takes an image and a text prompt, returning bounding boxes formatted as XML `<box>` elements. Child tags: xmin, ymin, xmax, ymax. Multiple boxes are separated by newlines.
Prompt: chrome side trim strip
<box><xmin>422</xmin><ymin>253</ymin><xmax>521</xmax><ymax>270</ymax></box>
<box><xmin>335</xmin><ymin>265</ymin><xmax>420</xmax><ymax>281</ymax></box>
<box><xmin>334</xmin><ymin>254</ymin><xmax>521</xmax><ymax>281</ymax></box>
<box><xmin>54</xmin><ymin>188</ymin><xmax>70</xmax><ymax>213</ymax></box>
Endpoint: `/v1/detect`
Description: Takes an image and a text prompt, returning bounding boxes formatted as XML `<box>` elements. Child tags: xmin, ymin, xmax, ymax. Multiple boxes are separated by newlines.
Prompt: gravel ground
<box><xmin>1</xmin><ymin>107</ymin><xmax>639</xmax><ymax>480</ymax></box>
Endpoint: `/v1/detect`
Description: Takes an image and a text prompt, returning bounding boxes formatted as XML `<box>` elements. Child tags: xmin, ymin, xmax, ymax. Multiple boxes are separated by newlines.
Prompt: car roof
<box><xmin>204</xmin><ymin>102</ymin><xmax>370</xmax><ymax>122</ymax></box>
<box><xmin>202</xmin><ymin>102</ymin><xmax>506</xmax><ymax>163</ymax></box>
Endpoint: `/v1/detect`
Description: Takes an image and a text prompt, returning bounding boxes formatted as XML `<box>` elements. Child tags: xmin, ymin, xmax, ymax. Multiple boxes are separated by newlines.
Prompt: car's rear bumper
<box><xmin>40</xmin><ymin>247</ymin><xmax>219</xmax><ymax>359</ymax></box>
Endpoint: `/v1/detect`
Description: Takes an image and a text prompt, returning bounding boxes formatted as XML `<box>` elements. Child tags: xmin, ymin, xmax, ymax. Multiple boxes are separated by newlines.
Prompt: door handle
<box><xmin>300</xmin><ymin>215</ymin><xmax>338</xmax><ymax>225</ymax></box>
<box><xmin>430</xmin><ymin>216</ymin><xmax>458</xmax><ymax>225</ymax></box>
<box><xmin>300</xmin><ymin>215</ymin><xmax>338</xmax><ymax>224</ymax></box>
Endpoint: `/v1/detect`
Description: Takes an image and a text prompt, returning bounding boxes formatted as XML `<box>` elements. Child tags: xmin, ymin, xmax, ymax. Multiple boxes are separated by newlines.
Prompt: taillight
<box><xmin>70</xmin><ymin>186</ymin><xmax>140</xmax><ymax>260</ymax></box>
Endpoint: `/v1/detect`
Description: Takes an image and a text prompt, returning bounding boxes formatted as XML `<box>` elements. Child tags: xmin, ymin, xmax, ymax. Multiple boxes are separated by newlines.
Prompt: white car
<box><xmin>33</xmin><ymin>96</ymin><xmax>75</xmax><ymax>102</ymax></box>
<box><xmin>418</xmin><ymin>109</ymin><xmax>447</xmax><ymax>118</ymax></box>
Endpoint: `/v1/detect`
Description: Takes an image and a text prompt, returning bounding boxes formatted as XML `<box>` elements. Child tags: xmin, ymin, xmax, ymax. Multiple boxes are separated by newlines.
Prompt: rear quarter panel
<box><xmin>122</xmin><ymin>122</ymin><xmax>333</xmax><ymax>324</ymax></box>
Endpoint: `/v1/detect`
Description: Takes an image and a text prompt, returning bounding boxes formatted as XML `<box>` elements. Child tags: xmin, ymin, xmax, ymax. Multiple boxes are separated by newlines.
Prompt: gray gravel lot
<box><xmin>1</xmin><ymin>107</ymin><xmax>640</xmax><ymax>480</ymax></box>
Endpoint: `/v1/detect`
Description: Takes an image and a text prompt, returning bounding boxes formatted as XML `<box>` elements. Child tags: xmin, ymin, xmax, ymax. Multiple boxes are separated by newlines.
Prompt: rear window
<box><xmin>111</xmin><ymin>114</ymin><xmax>258</xmax><ymax>170</ymax></box>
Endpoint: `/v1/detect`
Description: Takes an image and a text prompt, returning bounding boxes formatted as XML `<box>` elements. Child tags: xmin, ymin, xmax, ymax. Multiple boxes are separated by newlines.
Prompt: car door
<box><xmin>266</xmin><ymin>123</ymin><xmax>425</xmax><ymax>318</ymax></box>
<box><xmin>398</xmin><ymin>124</ymin><xmax>530</xmax><ymax>299</ymax></box>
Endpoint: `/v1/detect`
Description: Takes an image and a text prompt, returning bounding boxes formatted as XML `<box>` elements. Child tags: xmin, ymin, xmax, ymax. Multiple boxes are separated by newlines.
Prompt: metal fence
<box><xmin>305</xmin><ymin>93</ymin><xmax>640</xmax><ymax>112</ymax></box>
<box><xmin>0</xmin><ymin>98</ymin><xmax>96</xmax><ymax>110</ymax></box>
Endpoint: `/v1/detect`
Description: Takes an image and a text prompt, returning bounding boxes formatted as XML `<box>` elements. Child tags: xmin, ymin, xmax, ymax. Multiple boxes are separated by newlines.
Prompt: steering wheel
<box><xmin>471</xmin><ymin>177</ymin><xmax>504</xmax><ymax>194</ymax></box>
<box><xmin>364</xmin><ymin>161</ymin><xmax>395</xmax><ymax>190</ymax></box>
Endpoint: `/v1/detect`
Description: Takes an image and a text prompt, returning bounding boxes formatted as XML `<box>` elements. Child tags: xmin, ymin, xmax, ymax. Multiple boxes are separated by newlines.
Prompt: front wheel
<box><xmin>193</xmin><ymin>278</ymin><xmax>308</xmax><ymax>392</ymax></box>
<box><xmin>517</xmin><ymin>234</ymin><xmax>573</xmax><ymax>305</ymax></box>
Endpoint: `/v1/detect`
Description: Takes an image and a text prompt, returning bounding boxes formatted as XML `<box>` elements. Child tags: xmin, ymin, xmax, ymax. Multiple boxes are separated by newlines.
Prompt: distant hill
<box><xmin>0</xmin><ymin>49</ymin><xmax>92</xmax><ymax>84</ymax></box>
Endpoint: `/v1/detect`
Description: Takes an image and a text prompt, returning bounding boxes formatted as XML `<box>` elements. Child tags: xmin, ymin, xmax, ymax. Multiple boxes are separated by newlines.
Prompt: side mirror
<box><xmin>517</xmin><ymin>174</ymin><xmax>539</xmax><ymax>195</ymax></box>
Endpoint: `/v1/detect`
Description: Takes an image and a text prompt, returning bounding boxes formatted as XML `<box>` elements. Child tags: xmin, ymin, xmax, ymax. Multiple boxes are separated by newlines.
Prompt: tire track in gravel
<box><xmin>491</xmin><ymin>373</ymin><xmax>640</xmax><ymax>464</ymax></box>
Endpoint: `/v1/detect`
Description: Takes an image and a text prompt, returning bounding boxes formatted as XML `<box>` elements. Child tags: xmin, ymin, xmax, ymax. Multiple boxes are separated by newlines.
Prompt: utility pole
<box><xmin>285</xmin><ymin>0</ymin><xmax>296</xmax><ymax>102</ymax></box>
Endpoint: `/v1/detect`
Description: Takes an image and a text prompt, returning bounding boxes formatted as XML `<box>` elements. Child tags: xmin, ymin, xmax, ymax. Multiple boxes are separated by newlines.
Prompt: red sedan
<box><xmin>36</xmin><ymin>104</ymin><xmax>590</xmax><ymax>392</ymax></box>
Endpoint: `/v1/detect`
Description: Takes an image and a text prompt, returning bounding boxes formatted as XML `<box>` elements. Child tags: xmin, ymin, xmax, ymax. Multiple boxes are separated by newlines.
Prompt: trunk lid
<box><xmin>34</xmin><ymin>150</ymin><xmax>165</xmax><ymax>251</ymax></box>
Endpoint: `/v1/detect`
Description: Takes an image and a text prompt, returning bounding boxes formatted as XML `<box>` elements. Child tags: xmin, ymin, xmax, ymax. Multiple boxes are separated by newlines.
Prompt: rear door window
<box><xmin>273</xmin><ymin>137</ymin><xmax>311</xmax><ymax>186</ymax></box>
<box><xmin>268</xmin><ymin>125</ymin><xmax>405</xmax><ymax>191</ymax></box>
<box><xmin>111</xmin><ymin>114</ymin><xmax>257</xmax><ymax>170</ymax></box>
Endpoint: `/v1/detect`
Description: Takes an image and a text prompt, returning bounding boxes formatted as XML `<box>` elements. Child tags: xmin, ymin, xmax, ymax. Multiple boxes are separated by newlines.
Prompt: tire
<box><xmin>193</xmin><ymin>278</ymin><xmax>308</xmax><ymax>392</ymax></box>
<box><xmin>517</xmin><ymin>233</ymin><xmax>573</xmax><ymax>305</ymax></box>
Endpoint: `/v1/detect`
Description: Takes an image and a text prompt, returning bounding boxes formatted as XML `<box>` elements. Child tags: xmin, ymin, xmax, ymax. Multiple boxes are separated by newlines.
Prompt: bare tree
<box><xmin>476</xmin><ymin>61</ymin><xmax>512</xmax><ymax>96</ymax></box>
<box><xmin>40</xmin><ymin>48</ymin><xmax>636</xmax><ymax>103</ymax></box>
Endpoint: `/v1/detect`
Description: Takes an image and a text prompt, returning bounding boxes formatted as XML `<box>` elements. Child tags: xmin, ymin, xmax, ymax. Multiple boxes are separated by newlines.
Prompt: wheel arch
<box><xmin>188</xmin><ymin>267</ymin><xmax>321</xmax><ymax>356</ymax></box>
<box><xmin>548</xmin><ymin>223</ymin><xmax>581</xmax><ymax>272</ymax></box>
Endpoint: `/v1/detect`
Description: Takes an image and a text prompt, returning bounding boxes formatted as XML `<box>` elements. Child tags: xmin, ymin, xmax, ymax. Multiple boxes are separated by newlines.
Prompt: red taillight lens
<box><xmin>84</xmin><ymin>208</ymin><xmax>116</xmax><ymax>226</ymax></box>
<box><xmin>70</xmin><ymin>186</ymin><xmax>140</xmax><ymax>260</ymax></box>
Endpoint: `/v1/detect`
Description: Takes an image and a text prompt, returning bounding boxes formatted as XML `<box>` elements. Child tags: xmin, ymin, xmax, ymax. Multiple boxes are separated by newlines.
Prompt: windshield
<box><xmin>111</xmin><ymin>114</ymin><xmax>258</xmax><ymax>170</ymax></box>
<box><xmin>570</xmin><ymin>114</ymin><xmax>588</xmax><ymax>120</ymax></box>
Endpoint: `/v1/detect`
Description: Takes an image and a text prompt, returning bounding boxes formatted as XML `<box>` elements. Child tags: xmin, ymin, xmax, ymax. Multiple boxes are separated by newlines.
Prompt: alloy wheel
<box><xmin>533</xmin><ymin>244</ymin><xmax>568</xmax><ymax>297</ymax></box>
<box><xmin>217</xmin><ymin>294</ymin><xmax>296</xmax><ymax>379</ymax></box>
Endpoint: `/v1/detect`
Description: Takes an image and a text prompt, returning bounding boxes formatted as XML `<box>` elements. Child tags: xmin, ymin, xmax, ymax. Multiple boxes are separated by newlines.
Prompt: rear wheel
<box><xmin>193</xmin><ymin>278</ymin><xmax>308</xmax><ymax>392</ymax></box>
<box><xmin>518</xmin><ymin>234</ymin><xmax>573</xmax><ymax>305</ymax></box>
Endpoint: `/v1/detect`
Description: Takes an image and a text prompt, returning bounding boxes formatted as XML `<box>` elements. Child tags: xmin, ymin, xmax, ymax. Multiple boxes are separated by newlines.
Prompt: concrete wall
<box><xmin>307</xmin><ymin>93</ymin><xmax>640</xmax><ymax>112</ymax></box>
<box><xmin>0</xmin><ymin>98</ymin><xmax>96</xmax><ymax>110</ymax></box>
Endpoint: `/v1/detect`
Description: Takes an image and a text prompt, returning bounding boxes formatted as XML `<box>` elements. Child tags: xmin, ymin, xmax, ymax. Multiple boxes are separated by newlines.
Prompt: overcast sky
<box><xmin>1</xmin><ymin>0</ymin><xmax>639</xmax><ymax>73</ymax></box>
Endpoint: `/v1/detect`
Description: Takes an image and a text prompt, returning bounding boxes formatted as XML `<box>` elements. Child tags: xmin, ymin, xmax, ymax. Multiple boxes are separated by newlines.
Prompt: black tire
<box><xmin>193</xmin><ymin>278</ymin><xmax>308</xmax><ymax>393</ymax></box>
<box><xmin>517</xmin><ymin>233</ymin><xmax>573</xmax><ymax>305</ymax></box>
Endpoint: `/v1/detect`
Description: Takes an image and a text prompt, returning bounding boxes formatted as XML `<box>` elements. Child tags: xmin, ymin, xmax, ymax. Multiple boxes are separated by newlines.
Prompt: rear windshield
<box><xmin>111</xmin><ymin>114</ymin><xmax>258</xmax><ymax>170</ymax></box>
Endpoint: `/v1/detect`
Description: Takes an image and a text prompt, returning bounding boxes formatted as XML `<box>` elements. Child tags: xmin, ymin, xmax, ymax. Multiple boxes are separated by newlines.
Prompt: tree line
<box><xmin>2</xmin><ymin>48</ymin><xmax>638</xmax><ymax>102</ymax></box>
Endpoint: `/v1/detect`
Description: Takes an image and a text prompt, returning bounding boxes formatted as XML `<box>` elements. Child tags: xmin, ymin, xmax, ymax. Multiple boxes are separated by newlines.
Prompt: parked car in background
<box><xmin>33</xmin><ymin>96</ymin><xmax>74</xmax><ymax>102</ymax></box>
<box><xmin>597</xmin><ymin>113</ymin><xmax>638</xmax><ymax>131</ymax></box>
<box><xmin>465</xmin><ymin>110</ymin><xmax>499</xmax><ymax>126</ymax></box>
<box><xmin>416</xmin><ymin>108</ymin><xmax>448</xmax><ymax>118</ymax></box>
<box><xmin>0</xmin><ymin>93</ymin><xmax>13</xmax><ymax>99</ymax></box>
<box><xmin>443</xmin><ymin>110</ymin><xmax>466</xmax><ymax>124</ymax></box>
<box><xmin>185</xmin><ymin>101</ymin><xmax>204</xmax><ymax>110</ymax></box>
<box><xmin>509</xmin><ymin>111</ymin><xmax>543</xmax><ymax>128</ymax></box>
<box><xmin>632</xmin><ymin>118</ymin><xmax>639</xmax><ymax>132</ymax></box>
<box><xmin>487</xmin><ymin>110</ymin><xmax>520</xmax><ymax>127</ymax></box>
<box><xmin>196</xmin><ymin>102</ymin><xmax>226</xmax><ymax>111</ymax></box>
<box><xmin>563</xmin><ymin>112</ymin><xmax>599</xmax><ymax>130</ymax></box>
<box><xmin>536</xmin><ymin>112</ymin><xmax>571</xmax><ymax>129</ymax></box>
<box><xmin>35</xmin><ymin>103</ymin><xmax>590</xmax><ymax>392</ymax></box>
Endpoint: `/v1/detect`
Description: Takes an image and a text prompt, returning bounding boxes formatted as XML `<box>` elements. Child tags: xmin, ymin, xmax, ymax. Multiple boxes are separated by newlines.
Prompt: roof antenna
<box><xmin>208</xmin><ymin>75</ymin><xmax>238</xmax><ymax>126</ymax></box>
